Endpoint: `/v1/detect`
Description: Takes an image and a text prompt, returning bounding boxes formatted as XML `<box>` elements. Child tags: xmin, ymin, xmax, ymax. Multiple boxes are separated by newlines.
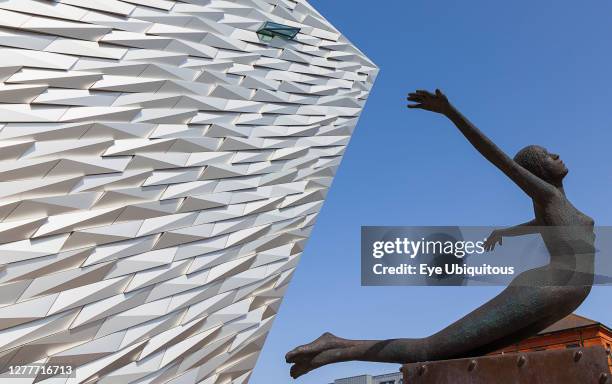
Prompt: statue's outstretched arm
<box><xmin>407</xmin><ymin>90</ymin><xmax>555</xmax><ymax>202</ymax></box>
<box><xmin>484</xmin><ymin>219</ymin><xmax>540</xmax><ymax>251</ymax></box>
<box><xmin>499</xmin><ymin>219</ymin><xmax>539</xmax><ymax>236</ymax></box>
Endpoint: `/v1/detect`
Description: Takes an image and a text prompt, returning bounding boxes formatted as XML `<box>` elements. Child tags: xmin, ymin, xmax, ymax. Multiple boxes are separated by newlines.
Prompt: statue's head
<box><xmin>514</xmin><ymin>145</ymin><xmax>568</xmax><ymax>184</ymax></box>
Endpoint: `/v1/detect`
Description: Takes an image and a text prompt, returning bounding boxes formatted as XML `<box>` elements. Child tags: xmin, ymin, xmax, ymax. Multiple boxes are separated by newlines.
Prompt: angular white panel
<box><xmin>0</xmin><ymin>1</ymin><xmax>377</xmax><ymax>383</ymax></box>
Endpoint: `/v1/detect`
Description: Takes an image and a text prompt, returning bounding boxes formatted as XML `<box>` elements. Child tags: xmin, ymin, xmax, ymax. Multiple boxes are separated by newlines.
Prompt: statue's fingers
<box><xmin>407</xmin><ymin>95</ymin><xmax>423</xmax><ymax>102</ymax></box>
<box><xmin>407</xmin><ymin>103</ymin><xmax>423</xmax><ymax>109</ymax></box>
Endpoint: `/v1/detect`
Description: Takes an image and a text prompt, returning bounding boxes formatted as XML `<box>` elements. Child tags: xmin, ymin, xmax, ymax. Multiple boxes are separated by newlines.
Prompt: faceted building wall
<box><xmin>0</xmin><ymin>1</ymin><xmax>377</xmax><ymax>383</ymax></box>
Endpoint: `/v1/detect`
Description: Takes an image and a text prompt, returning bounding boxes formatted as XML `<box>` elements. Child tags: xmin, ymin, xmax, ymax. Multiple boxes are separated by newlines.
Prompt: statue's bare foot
<box><xmin>286</xmin><ymin>332</ymin><xmax>353</xmax><ymax>378</ymax></box>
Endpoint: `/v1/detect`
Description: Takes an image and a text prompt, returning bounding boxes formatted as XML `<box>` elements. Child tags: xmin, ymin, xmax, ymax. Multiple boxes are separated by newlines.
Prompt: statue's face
<box><xmin>538</xmin><ymin>147</ymin><xmax>569</xmax><ymax>181</ymax></box>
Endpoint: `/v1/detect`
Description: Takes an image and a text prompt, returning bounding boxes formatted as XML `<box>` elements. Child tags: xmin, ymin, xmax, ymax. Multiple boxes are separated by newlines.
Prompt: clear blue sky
<box><xmin>251</xmin><ymin>1</ymin><xmax>612</xmax><ymax>383</ymax></box>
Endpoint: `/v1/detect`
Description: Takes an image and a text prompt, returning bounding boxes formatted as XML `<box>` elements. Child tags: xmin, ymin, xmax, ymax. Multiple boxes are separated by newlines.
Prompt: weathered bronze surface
<box><xmin>402</xmin><ymin>346</ymin><xmax>610</xmax><ymax>384</ymax></box>
<box><xmin>286</xmin><ymin>89</ymin><xmax>596</xmax><ymax>379</ymax></box>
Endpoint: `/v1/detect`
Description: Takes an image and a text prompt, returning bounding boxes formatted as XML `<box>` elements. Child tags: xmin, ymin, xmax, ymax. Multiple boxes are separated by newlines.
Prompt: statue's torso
<box><xmin>530</xmin><ymin>192</ymin><xmax>595</xmax><ymax>285</ymax></box>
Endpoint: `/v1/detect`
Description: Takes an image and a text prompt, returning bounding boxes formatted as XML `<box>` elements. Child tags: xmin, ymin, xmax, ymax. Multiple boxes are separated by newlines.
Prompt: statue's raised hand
<box><xmin>407</xmin><ymin>89</ymin><xmax>451</xmax><ymax>115</ymax></box>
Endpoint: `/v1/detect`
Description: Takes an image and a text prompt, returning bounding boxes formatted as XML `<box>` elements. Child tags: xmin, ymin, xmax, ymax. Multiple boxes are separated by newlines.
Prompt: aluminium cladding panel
<box><xmin>0</xmin><ymin>0</ymin><xmax>377</xmax><ymax>383</ymax></box>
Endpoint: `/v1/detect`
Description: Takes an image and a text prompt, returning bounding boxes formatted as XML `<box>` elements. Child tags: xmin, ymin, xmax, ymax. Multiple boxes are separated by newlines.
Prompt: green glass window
<box><xmin>257</xmin><ymin>21</ymin><xmax>300</xmax><ymax>42</ymax></box>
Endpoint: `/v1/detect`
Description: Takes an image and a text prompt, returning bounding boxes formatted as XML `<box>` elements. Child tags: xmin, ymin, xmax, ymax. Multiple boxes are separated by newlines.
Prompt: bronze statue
<box><xmin>286</xmin><ymin>89</ymin><xmax>595</xmax><ymax>379</ymax></box>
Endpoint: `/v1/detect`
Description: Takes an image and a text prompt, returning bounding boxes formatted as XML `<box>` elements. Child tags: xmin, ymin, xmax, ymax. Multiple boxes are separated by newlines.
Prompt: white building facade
<box><xmin>0</xmin><ymin>0</ymin><xmax>376</xmax><ymax>383</ymax></box>
<box><xmin>331</xmin><ymin>372</ymin><xmax>403</xmax><ymax>384</ymax></box>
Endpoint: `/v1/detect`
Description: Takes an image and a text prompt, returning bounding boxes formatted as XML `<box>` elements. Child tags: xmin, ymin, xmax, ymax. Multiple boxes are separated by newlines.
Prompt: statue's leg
<box><xmin>344</xmin><ymin>284</ymin><xmax>591</xmax><ymax>365</ymax></box>
<box><xmin>418</xmin><ymin>284</ymin><xmax>591</xmax><ymax>361</ymax></box>
<box><xmin>287</xmin><ymin>269</ymin><xmax>591</xmax><ymax>378</ymax></box>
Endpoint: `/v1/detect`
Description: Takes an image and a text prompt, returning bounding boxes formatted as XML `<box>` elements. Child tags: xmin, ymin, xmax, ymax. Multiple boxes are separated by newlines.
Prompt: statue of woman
<box><xmin>286</xmin><ymin>89</ymin><xmax>595</xmax><ymax>379</ymax></box>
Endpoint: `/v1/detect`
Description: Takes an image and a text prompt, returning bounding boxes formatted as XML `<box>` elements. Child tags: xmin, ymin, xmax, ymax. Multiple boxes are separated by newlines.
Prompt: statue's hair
<box><xmin>513</xmin><ymin>145</ymin><xmax>548</xmax><ymax>180</ymax></box>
